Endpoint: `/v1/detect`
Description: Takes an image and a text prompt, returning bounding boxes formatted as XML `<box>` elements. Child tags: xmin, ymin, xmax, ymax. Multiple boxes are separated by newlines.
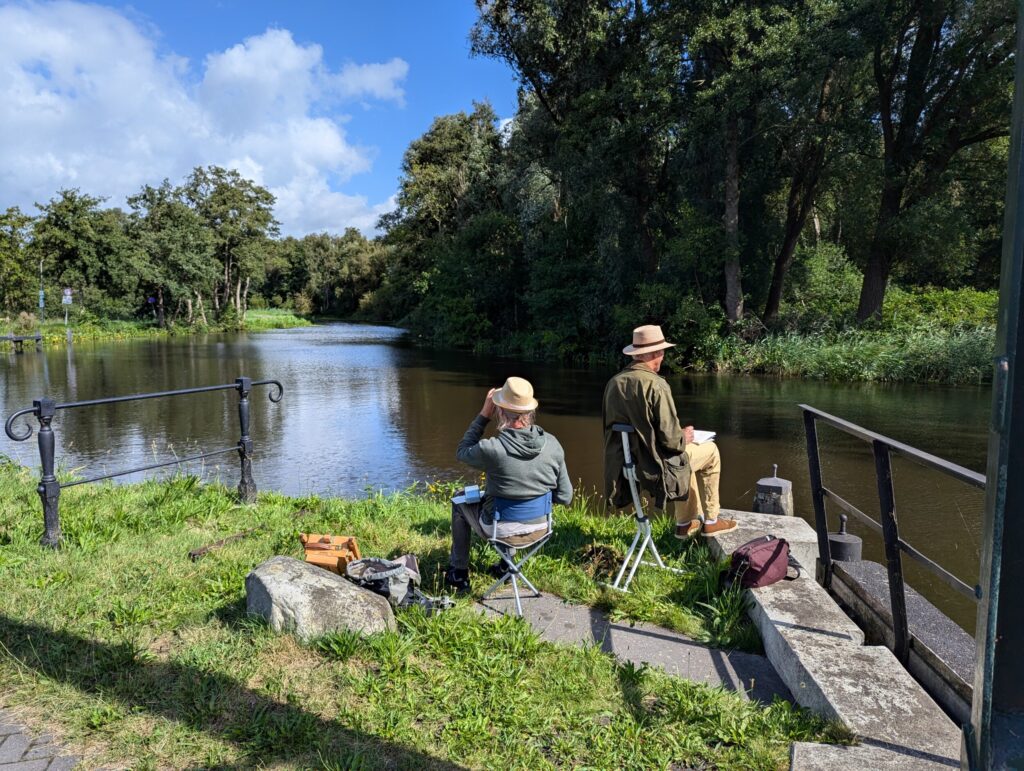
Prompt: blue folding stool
<box><xmin>480</xmin><ymin>490</ymin><xmax>554</xmax><ymax>617</ymax></box>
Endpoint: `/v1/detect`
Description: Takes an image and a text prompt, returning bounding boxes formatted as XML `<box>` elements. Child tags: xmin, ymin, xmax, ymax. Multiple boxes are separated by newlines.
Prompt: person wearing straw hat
<box><xmin>602</xmin><ymin>325</ymin><xmax>735</xmax><ymax>538</ymax></box>
<box><xmin>445</xmin><ymin>376</ymin><xmax>573</xmax><ymax>593</ymax></box>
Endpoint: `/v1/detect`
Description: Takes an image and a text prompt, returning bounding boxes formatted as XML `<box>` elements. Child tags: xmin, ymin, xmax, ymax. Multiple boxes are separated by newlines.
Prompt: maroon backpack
<box><xmin>721</xmin><ymin>535</ymin><xmax>801</xmax><ymax>590</ymax></box>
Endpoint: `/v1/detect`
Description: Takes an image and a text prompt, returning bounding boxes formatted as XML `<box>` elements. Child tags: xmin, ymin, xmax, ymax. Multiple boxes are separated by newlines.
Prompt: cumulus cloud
<box><xmin>0</xmin><ymin>2</ymin><xmax>403</xmax><ymax>234</ymax></box>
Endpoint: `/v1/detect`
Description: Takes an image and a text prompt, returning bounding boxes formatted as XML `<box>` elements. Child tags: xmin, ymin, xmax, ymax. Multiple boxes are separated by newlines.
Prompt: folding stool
<box><xmin>608</xmin><ymin>423</ymin><xmax>686</xmax><ymax>591</ymax></box>
<box><xmin>481</xmin><ymin>491</ymin><xmax>553</xmax><ymax>617</ymax></box>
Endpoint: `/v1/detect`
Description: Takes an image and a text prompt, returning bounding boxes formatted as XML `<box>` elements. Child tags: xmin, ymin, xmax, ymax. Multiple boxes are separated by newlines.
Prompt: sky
<box><xmin>0</xmin><ymin>0</ymin><xmax>520</xmax><ymax>235</ymax></box>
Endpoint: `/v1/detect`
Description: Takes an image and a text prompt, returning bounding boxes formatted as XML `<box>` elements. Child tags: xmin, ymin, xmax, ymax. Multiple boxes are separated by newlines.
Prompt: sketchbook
<box><xmin>692</xmin><ymin>430</ymin><xmax>717</xmax><ymax>445</ymax></box>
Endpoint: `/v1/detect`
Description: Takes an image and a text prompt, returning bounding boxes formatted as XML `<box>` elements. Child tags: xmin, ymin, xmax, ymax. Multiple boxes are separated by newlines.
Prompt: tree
<box><xmin>183</xmin><ymin>166</ymin><xmax>279</xmax><ymax>323</ymax></box>
<box><xmin>0</xmin><ymin>207</ymin><xmax>34</xmax><ymax>316</ymax></box>
<box><xmin>128</xmin><ymin>181</ymin><xmax>217</xmax><ymax>327</ymax></box>
<box><xmin>855</xmin><ymin>0</ymin><xmax>1015</xmax><ymax>321</ymax></box>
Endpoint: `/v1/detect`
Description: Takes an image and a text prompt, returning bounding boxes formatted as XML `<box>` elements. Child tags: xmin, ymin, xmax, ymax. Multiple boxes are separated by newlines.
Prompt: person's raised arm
<box><xmin>455</xmin><ymin>388</ymin><xmax>498</xmax><ymax>470</ymax></box>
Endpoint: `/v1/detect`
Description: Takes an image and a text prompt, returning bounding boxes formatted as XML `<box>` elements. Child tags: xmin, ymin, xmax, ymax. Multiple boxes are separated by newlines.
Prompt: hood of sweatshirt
<box><xmin>497</xmin><ymin>425</ymin><xmax>547</xmax><ymax>459</ymax></box>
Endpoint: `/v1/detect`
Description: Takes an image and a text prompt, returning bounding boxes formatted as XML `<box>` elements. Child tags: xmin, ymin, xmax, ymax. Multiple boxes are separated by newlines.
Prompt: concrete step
<box><xmin>790</xmin><ymin>740</ymin><xmax>960</xmax><ymax>770</ymax></box>
<box><xmin>706</xmin><ymin>510</ymin><xmax>961</xmax><ymax>770</ymax></box>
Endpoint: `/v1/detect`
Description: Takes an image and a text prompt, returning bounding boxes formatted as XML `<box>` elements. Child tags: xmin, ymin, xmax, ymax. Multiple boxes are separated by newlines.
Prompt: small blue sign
<box><xmin>38</xmin><ymin>290</ymin><xmax>44</xmax><ymax>309</ymax></box>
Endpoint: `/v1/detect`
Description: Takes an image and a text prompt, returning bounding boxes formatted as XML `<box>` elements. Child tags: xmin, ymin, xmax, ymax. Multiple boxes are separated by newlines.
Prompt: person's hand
<box><xmin>481</xmin><ymin>388</ymin><xmax>499</xmax><ymax>419</ymax></box>
<box><xmin>683</xmin><ymin>425</ymin><xmax>695</xmax><ymax>445</ymax></box>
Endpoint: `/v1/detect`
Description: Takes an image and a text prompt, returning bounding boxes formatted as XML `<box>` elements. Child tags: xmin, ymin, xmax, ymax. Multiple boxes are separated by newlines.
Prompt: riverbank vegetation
<box><xmin>0</xmin><ymin>463</ymin><xmax>847</xmax><ymax>768</ymax></box>
<box><xmin>0</xmin><ymin>1</ymin><xmax>1012</xmax><ymax>382</ymax></box>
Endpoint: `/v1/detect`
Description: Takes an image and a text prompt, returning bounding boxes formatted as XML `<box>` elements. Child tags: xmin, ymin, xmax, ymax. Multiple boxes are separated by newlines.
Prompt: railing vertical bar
<box><xmin>872</xmin><ymin>439</ymin><xmax>910</xmax><ymax>665</ymax></box>
<box><xmin>34</xmin><ymin>398</ymin><xmax>61</xmax><ymax>548</ymax></box>
<box><xmin>803</xmin><ymin>410</ymin><xmax>833</xmax><ymax>588</ymax></box>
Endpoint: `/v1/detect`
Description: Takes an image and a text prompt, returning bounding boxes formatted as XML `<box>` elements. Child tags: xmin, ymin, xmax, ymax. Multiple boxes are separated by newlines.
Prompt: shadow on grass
<box><xmin>0</xmin><ymin>615</ymin><xmax>464</xmax><ymax>770</ymax></box>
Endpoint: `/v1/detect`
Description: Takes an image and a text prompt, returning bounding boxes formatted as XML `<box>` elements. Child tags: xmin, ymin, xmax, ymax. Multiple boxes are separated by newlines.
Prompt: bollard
<box><xmin>752</xmin><ymin>464</ymin><xmax>794</xmax><ymax>516</ymax></box>
<box><xmin>236</xmin><ymin>377</ymin><xmax>257</xmax><ymax>503</ymax></box>
<box><xmin>828</xmin><ymin>513</ymin><xmax>863</xmax><ymax>561</ymax></box>
<box><xmin>34</xmin><ymin>398</ymin><xmax>62</xmax><ymax>548</ymax></box>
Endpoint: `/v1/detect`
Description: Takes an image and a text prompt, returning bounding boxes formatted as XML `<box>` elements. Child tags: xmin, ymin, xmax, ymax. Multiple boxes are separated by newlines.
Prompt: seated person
<box><xmin>446</xmin><ymin>376</ymin><xmax>573</xmax><ymax>594</ymax></box>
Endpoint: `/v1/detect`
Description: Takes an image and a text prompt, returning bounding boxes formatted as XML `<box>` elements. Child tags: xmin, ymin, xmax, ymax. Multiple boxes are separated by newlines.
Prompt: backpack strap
<box><xmin>785</xmin><ymin>553</ymin><xmax>802</xmax><ymax>580</ymax></box>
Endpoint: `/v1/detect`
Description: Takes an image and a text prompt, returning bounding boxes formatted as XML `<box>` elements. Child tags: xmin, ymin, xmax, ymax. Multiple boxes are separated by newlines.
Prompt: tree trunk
<box><xmin>763</xmin><ymin>152</ymin><xmax>825</xmax><ymax>324</ymax></box>
<box><xmin>723</xmin><ymin>118</ymin><xmax>743</xmax><ymax>324</ymax></box>
<box><xmin>156</xmin><ymin>286</ymin><xmax>165</xmax><ymax>328</ymax></box>
<box><xmin>234</xmin><ymin>276</ymin><xmax>242</xmax><ymax>315</ymax></box>
<box><xmin>195</xmin><ymin>291</ymin><xmax>208</xmax><ymax>326</ymax></box>
<box><xmin>242</xmin><ymin>276</ymin><xmax>250</xmax><ymax>323</ymax></box>
<box><xmin>185</xmin><ymin>296</ymin><xmax>194</xmax><ymax>324</ymax></box>
<box><xmin>856</xmin><ymin>181</ymin><xmax>904</xmax><ymax>321</ymax></box>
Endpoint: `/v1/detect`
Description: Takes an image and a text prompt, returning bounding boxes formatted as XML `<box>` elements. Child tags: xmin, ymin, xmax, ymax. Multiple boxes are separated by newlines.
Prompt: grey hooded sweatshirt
<box><xmin>456</xmin><ymin>415</ymin><xmax>573</xmax><ymax>513</ymax></box>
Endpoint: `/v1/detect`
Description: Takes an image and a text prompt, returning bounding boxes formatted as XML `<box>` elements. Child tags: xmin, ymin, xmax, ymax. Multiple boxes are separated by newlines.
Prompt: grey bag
<box><xmin>346</xmin><ymin>555</ymin><xmax>421</xmax><ymax>607</ymax></box>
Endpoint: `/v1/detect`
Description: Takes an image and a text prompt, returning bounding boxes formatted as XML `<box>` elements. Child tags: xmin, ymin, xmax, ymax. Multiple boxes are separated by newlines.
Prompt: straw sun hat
<box><xmin>491</xmin><ymin>376</ymin><xmax>539</xmax><ymax>413</ymax></box>
<box><xmin>622</xmin><ymin>324</ymin><xmax>676</xmax><ymax>356</ymax></box>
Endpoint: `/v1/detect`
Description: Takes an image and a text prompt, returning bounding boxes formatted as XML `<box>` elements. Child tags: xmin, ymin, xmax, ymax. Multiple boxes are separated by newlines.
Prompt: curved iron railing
<box><xmin>4</xmin><ymin>377</ymin><xmax>283</xmax><ymax>548</ymax></box>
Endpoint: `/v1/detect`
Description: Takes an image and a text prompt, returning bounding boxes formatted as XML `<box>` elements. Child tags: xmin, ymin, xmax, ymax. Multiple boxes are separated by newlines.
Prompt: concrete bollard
<box><xmin>828</xmin><ymin>514</ymin><xmax>863</xmax><ymax>561</ymax></box>
<box><xmin>752</xmin><ymin>464</ymin><xmax>794</xmax><ymax>516</ymax></box>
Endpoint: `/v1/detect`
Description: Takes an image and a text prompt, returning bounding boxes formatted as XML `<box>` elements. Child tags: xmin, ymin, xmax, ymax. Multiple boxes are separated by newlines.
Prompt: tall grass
<box><xmin>0</xmin><ymin>463</ymin><xmax>845</xmax><ymax>768</ymax></box>
<box><xmin>722</xmin><ymin>325</ymin><xmax>994</xmax><ymax>384</ymax></box>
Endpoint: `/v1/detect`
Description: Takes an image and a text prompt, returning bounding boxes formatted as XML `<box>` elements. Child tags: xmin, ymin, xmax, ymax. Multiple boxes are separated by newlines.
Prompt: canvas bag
<box><xmin>721</xmin><ymin>535</ymin><xmax>801</xmax><ymax>590</ymax></box>
<box><xmin>346</xmin><ymin>554</ymin><xmax>421</xmax><ymax>607</ymax></box>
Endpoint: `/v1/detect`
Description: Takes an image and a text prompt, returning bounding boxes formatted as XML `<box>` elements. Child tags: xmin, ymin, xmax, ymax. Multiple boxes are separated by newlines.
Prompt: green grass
<box><xmin>720</xmin><ymin>325</ymin><xmax>995</xmax><ymax>384</ymax></box>
<box><xmin>0</xmin><ymin>309</ymin><xmax>311</xmax><ymax>348</ymax></box>
<box><xmin>0</xmin><ymin>464</ymin><xmax>847</xmax><ymax>768</ymax></box>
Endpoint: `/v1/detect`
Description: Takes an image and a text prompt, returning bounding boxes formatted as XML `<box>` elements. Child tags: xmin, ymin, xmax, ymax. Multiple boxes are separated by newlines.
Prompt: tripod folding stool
<box><xmin>607</xmin><ymin>423</ymin><xmax>686</xmax><ymax>592</ymax></box>
<box><xmin>481</xmin><ymin>491</ymin><xmax>554</xmax><ymax>617</ymax></box>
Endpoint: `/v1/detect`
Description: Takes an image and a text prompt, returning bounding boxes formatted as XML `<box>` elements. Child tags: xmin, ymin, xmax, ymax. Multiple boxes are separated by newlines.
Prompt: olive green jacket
<box><xmin>602</xmin><ymin>362</ymin><xmax>689</xmax><ymax>509</ymax></box>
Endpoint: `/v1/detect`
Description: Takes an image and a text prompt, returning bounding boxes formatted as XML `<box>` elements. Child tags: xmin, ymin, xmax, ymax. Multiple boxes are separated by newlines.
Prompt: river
<box><xmin>1</xmin><ymin>323</ymin><xmax>990</xmax><ymax>631</ymax></box>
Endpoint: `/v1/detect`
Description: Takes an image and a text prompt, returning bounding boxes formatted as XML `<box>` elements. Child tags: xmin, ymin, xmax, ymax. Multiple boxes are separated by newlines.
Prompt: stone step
<box><xmin>706</xmin><ymin>510</ymin><xmax>961</xmax><ymax>770</ymax></box>
<box><xmin>790</xmin><ymin>740</ymin><xmax>961</xmax><ymax>770</ymax></box>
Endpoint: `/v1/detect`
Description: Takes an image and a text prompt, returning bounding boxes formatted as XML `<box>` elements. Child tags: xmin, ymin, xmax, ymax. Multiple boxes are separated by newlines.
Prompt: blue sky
<box><xmin>0</xmin><ymin>0</ymin><xmax>519</xmax><ymax>234</ymax></box>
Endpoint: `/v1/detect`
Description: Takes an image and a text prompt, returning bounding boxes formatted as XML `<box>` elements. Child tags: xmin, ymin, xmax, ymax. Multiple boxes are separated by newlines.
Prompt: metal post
<box><xmin>872</xmin><ymin>440</ymin><xmax>909</xmax><ymax>665</ymax></box>
<box><xmin>35</xmin><ymin>398</ymin><xmax>61</xmax><ymax>548</ymax></box>
<box><xmin>235</xmin><ymin>377</ymin><xmax>256</xmax><ymax>503</ymax></box>
<box><xmin>968</xmin><ymin>15</ymin><xmax>1024</xmax><ymax>769</ymax></box>
<box><xmin>802</xmin><ymin>410</ymin><xmax>833</xmax><ymax>588</ymax></box>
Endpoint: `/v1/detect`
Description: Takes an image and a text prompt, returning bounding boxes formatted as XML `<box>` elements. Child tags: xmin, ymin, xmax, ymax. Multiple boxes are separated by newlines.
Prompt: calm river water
<box><xmin>1</xmin><ymin>323</ymin><xmax>990</xmax><ymax>631</ymax></box>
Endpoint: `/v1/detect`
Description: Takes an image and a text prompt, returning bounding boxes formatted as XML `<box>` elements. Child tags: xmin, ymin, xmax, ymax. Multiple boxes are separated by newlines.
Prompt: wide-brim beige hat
<box><xmin>623</xmin><ymin>324</ymin><xmax>676</xmax><ymax>355</ymax></box>
<box><xmin>492</xmin><ymin>376</ymin><xmax>539</xmax><ymax>412</ymax></box>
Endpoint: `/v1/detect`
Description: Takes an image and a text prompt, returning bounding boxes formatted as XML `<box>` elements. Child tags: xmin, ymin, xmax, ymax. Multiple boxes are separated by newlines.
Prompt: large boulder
<box><xmin>246</xmin><ymin>555</ymin><xmax>395</xmax><ymax>640</ymax></box>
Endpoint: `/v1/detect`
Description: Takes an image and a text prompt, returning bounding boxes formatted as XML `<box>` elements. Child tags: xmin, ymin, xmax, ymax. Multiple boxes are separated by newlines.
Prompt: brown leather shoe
<box><xmin>674</xmin><ymin>519</ymin><xmax>702</xmax><ymax>539</ymax></box>
<box><xmin>701</xmin><ymin>517</ymin><xmax>738</xmax><ymax>537</ymax></box>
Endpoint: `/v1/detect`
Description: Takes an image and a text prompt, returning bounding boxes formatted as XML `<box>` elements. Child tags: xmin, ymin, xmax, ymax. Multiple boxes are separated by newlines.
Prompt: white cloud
<box><xmin>0</xmin><ymin>3</ymin><xmax>404</xmax><ymax>235</ymax></box>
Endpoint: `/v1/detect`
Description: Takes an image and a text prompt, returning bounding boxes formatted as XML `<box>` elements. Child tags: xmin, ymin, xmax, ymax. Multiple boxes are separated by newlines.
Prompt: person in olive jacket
<box><xmin>602</xmin><ymin>325</ymin><xmax>735</xmax><ymax>538</ymax></box>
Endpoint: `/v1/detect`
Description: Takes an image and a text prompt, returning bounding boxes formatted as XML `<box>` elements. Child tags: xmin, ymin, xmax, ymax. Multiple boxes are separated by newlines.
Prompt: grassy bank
<box><xmin>0</xmin><ymin>308</ymin><xmax>311</xmax><ymax>347</ymax></box>
<box><xmin>0</xmin><ymin>464</ymin><xmax>846</xmax><ymax>769</ymax></box>
<box><xmin>719</xmin><ymin>325</ymin><xmax>995</xmax><ymax>384</ymax></box>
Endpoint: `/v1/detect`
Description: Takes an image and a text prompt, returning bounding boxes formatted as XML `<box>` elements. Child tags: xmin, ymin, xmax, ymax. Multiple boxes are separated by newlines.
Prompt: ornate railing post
<box><xmin>235</xmin><ymin>377</ymin><xmax>256</xmax><ymax>503</ymax></box>
<box><xmin>34</xmin><ymin>397</ymin><xmax>61</xmax><ymax>548</ymax></box>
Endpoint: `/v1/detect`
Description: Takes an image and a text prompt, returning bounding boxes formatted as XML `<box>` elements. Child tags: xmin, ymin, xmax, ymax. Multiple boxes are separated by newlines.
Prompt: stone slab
<box><xmin>478</xmin><ymin>591</ymin><xmax>791</xmax><ymax>704</ymax></box>
<box><xmin>713</xmin><ymin>509</ymin><xmax>820</xmax><ymax>574</ymax></box>
<box><xmin>790</xmin><ymin>741</ymin><xmax>960</xmax><ymax>770</ymax></box>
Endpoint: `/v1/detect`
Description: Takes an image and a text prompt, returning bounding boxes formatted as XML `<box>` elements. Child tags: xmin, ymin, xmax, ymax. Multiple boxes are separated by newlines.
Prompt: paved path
<box><xmin>0</xmin><ymin>712</ymin><xmax>78</xmax><ymax>771</ymax></box>
<box><xmin>478</xmin><ymin>591</ymin><xmax>792</xmax><ymax>704</ymax></box>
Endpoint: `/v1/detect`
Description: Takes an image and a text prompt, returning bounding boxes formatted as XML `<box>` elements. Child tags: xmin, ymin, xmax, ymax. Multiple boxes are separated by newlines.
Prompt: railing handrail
<box><xmin>801</xmin><ymin>403</ymin><xmax>983</xmax><ymax>666</ymax></box>
<box><xmin>799</xmin><ymin>404</ymin><xmax>985</xmax><ymax>489</ymax></box>
<box><xmin>3</xmin><ymin>376</ymin><xmax>283</xmax><ymax>547</ymax></box>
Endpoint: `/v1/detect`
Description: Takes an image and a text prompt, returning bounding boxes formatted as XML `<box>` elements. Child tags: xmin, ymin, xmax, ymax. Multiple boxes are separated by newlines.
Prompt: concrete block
<box><xmin>748</xmin><ymin>573</ymin><xmax>864</xmax><ymax>646</ymax></box>
<box><xmin>780</xmin><ymin>635</ymin><xmax>959</xmax><ymax>762</ymax></box>
<box><xmin>790</xmin><ymin>741</ymin><xmax>960</xmax><ymax>770</ymax></box>
<box><xmin>713</xmin><ymin>509</ymin><xmax>820</xmax><ymax>574</ymax></box>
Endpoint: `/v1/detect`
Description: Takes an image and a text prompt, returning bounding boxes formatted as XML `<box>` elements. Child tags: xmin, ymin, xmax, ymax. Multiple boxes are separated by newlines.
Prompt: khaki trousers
<box><xmin>671</xmin><ymin>441</ymin><xmax>721</xmax><ymax>523</ymax></box>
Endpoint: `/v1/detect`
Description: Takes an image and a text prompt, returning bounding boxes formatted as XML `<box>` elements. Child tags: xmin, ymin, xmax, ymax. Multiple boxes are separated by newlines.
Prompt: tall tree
<box><xmin>0</xmin><ymin>207</ymin><xmax>34</xmax><ymax>315</ymax></box>
<box><xmin>183</xmin><ymin>166</ymin><xmax>279</xmax><ymax>322</ymax></box>
<box><xmin>855</xmin><ymin>0</ymin><xmax>1015</xmax><ymax>321</ymax></box>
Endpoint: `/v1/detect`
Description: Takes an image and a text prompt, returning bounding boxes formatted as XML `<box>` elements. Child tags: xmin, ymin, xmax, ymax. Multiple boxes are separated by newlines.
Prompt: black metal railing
<box><xmin>801</xmin><ymin>404</ymin><xmax>984</xmax><ymax>665</ymax></box>
<box><xmin>4</xmin><ymin>376</ymin><xmax>283</xmax><ymax>548</ymax></box>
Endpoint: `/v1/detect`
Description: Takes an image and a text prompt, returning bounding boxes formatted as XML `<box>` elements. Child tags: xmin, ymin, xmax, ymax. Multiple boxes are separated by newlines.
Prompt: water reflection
<box><xmin>1</xmin><ymin>323</ymin><xmax>991</xmax><ymax>630</ymax></box>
